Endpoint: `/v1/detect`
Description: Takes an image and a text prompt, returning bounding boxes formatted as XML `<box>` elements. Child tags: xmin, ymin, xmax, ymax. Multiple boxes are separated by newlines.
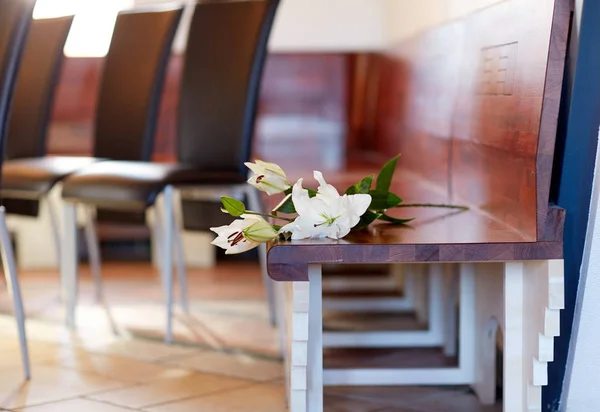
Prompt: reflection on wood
<box><xmin>47</xmin><ymin>53</ymin><xmax>349</xmax><ymax>167</ymax></box>
<box><xmin>371</xmin><ymin>0</ymin><xmax>570</xmax><ymax>241</ymax></box>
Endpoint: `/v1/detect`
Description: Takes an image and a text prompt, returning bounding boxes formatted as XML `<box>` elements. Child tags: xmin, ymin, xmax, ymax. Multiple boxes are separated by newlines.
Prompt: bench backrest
<box><xmin>374</xmin><ymin>0</ymin><xmax>570</xmax><ymax>241</ymax></box>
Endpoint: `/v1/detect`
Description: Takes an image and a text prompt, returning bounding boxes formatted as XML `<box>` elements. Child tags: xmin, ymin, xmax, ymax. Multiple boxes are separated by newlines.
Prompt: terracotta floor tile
<box><xmin>15</xmin><ymin>397</ymin><xmax>137</xmax><ymax>411</ymax></box>
<box><xmin>56</xmin><ymin>349</ymin><xmax>193</xmax><ymax>383</ymax></box>
<box><xmin>0</xmin><ymin>263</ymin><xmax>504</xmax><ymax>412</ymax></box>
<box><xmin>88</xmin><ymin>371</ymin><xmax>251</xmax><ymax>409</ymax></box>
<box><xmin>0</xmin><ymin>365</ymin><xmax>127</xmax><ymax>410</ymax></box>
<box><xmin>84</xmin><ymin>338</ymin><xmax>200</xmax><ymax>362</ymax></box>
<box><xmin>407</xmin><ymin>389</ymin><xmax>502</xmax><ymax>412</ymax></box>
<box><xmin>146</xmin><ymin>382</ymin><xmax>286</xmax><ymax>412</ymax></box>
<box><xmin>324</xmin><ymin>386</ymin><xmax>447</xmax><ymax>405</ymax></box>
<box><xmin>324</xmin><ymin>393</ymin><xmax>389</xmax><ymax>411</ymax></box>
<box><xmin>163</xmin><ymin>350</ymin><xmax>283</xmax><ymax>382</ymax></box>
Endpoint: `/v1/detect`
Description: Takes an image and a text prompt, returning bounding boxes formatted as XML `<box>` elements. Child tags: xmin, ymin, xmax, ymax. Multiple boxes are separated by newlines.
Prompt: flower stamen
<box><xmin>228</xmin><ymin>231</ymin><xmax>245</xmax><ymax>246</ymax></box>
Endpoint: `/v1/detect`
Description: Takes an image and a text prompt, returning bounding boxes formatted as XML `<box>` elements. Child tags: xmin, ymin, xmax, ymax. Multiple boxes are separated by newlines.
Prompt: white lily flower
<box><xmin>280</xmin><ymin>171</ymin><xmax>371</xmax><ymax>240</ymax></box>
<box><xmin>245</xmin><ymin>160</ymin><xmax>291</xmax><ymax>195</ymax></box>
<box><xmin>210</xmin><ymin>214</ymin><xmax>278</xmax><ymax>254</ymax></box>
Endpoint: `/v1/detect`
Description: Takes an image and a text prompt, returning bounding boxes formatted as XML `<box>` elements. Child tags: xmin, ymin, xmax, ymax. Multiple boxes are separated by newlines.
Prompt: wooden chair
<box><xmin>1</xmin><ymin>15</ymin><xmax>73</xmax><ymax>269</ymax></box>
<box><xmin>0</xmin><ymin>0</ymin><xmax>37</xmax><ymax>380</ymax></box>
<box><xmin>58</xmin><ymin>0</ymin><xmax>281</xmax><ymax>343</ymax></box>
<box><xmin>0</xmin><ymin>7</ymin><xmax>183</xmax><ymax>296</ymax></box>
<box><xmin>267</xmin><ymin>0</ymin><xmax>570</xmax><ymax>410</ymax></box>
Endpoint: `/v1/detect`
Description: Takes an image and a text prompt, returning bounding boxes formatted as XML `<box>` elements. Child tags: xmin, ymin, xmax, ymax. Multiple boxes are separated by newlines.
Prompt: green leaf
<box><xmin>368</xmin><ymin>190</ymin><xmax>402</xmax><ymax>211</ymax></box>
<box><xmin>345</xmin><ymin>174</ymin><xmax>374</xmax><ymax>195</ymax></box>
<box><xmin>353</xmin><ymin>210</ymin><xmax>382</xmax><ymax>231</ymax></box>
<box><xmin>221</xmin><ymin>196</ymin><xmax>246</xmax><ymax>217</ymax></box>
<box><xmin>272</xmin><ymin>194</ymin><xmax>296</xmax><ymax>215</ymax></box>
<box><xmin>378</xmin><ymin>213</ymin><xmax>414</xmax><ymax>225</ymax></box>
<box><xmin>272</xmin><ymin>188</ymin><xmax>317</xmax><ymax>215</ymax></box>
<box><xmin>375</xmin><ymin>154</ymin><xmax>400</xmax><ymax>193</ymax></box>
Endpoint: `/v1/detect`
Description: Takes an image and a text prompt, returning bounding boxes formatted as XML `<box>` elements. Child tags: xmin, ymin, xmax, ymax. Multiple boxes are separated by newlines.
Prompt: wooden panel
<box><xmin>371</xmin><ymin>0</ymin><xmax>570</xmax><ymax>241</ymax></box>
<box><xmin>266</xmin><ymin>0</ymin><xmax>569</xmax><ymax>281</ymax></box>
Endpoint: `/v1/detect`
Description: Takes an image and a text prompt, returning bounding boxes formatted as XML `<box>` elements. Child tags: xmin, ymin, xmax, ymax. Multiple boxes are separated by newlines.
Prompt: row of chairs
<box><xmin>0</xmin><ymin>0</ymin><xmax>281</xmax><ymax>379</ymax></box>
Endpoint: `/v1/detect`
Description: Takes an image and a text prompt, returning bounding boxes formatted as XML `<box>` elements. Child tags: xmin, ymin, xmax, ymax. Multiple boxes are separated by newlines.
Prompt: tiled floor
<box><xmin>0</xmin><ymin>262</ymin><xmax>502</xmax><ymax>411</ymax></box>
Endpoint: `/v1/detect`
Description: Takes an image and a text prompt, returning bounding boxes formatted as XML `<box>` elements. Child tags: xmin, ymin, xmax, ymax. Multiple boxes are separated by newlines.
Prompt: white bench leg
<box><xmin>443</xmin><ymin>264</ymin><xmax>459</xmax><ymax>357</ymax></box>
<box><xmin>519</xmin><ymin>260</ymin><xmax>563</xmax><ymax>412</ymax></box>
<box><xmin>287</xmin><ymin>280</ymin><xmax>309</xmax><ymax>412</ymax></box>
<box><xmin>283</xmin><ymin>264</ymin><xmax>324</xmax><ymax>412</ymax></box>
<box><xmin>472</xmin><ymin>260</ymin><xmax>564</xmax><ymax>411</ymax></box>
<box><xmin>411</xmin><ymin>264</ymin><xmax>429</xmax><ymax>323</ymax></box>
<box><xmin>307</xmin><ymin>264</ymin><xmax>323</xmax><ymax>411</ymax></box>
<box><xmin>472</xmin><ymin>263</ymin><xmax>504</xmax><ymax>404</ymax></box>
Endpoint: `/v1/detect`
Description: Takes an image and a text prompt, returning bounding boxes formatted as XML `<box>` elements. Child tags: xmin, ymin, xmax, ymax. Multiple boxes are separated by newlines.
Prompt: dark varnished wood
<box><xmin>266</xmin><ymin>170</ymin><xmax>562</xmax><ymax>281</ymax></box>
<box><xmin>266</xmin><ymin>0</ymin><xmax>568</xmax><ymax>281</ymax></box>
<box><xmin>368</xmin><ymin>0</ymin><xmax>570</xmax><ymax>241</ymax></box>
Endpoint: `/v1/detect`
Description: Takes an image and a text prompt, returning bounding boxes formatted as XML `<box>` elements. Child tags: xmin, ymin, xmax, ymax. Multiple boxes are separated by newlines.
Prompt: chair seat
<box><xmin>61</xmin><ymin>160</ymin><xmax>247</xmax><ymax>211</ymax></box>
<box><xmin>1</xmin><ymin>156</ymin><xmax>101</xmax><ymax>199</ymax></box>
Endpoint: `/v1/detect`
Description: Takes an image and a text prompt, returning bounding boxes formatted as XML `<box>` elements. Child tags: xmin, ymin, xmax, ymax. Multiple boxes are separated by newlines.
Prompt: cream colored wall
<box><xmin>269</xmin><ymin>0</ymin><xmax>388</xmax><ymax>51</ymax></box>
<box><xmin>385</xmin><ymin>0</ymin><xmax>505</xmax><ymax>44</ymax></box>
<box><xmin>170</xmin><ymin>0</ymin><xmax>389</xmax><ymax>53</ymax></box>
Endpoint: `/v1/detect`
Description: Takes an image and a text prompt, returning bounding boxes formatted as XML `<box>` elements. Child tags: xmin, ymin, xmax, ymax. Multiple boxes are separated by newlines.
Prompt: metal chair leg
<box><xmin>83</xmin><ymin>208</ymin><xmax>103</xmax><ymax>302</ymax></box>
<box><xmin>161</xmin><ymin>186</ymin><xmax>175</xmax><ymax>344</ymax></box>
<box><xmin>247</xmin><ymin>187</ymin><xmax>277</xmax><ymax>326</ymax></box>
<box><xmin>0</xmin><ymin>206</ymin><xmax>30</xmax><ymax>379</ymax></box>
<box><xmin>173</xmin><ymin>227</ymin><xmax>189</xmax><ymax>313</ymax></box>
<box><xmin>61</xmin><ymin>202</ymin><xmax>78</xmax><ymax>329</ymax></box>
<box><xmin>46</xmin><ymin>192</ymin><xmax>62</xmax><ymax>267</ymax></box>
<box><xmin>172</xmin><ymin>190</ymin><xmax>189</xmax><ymax>313</ymax></box>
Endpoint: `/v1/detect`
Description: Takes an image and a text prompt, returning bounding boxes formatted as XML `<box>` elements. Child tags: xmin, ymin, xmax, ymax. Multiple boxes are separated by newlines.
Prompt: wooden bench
<box><xmin>266</xmin><ymin>0</ymin><xmax>570</xmax><ymax>411</ymax></box>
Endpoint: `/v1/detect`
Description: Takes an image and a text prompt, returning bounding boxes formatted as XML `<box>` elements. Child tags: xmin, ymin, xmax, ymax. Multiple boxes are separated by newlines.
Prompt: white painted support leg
<box><xmin>521</xmin><ymin>260</ymin><xmax>564</xmax><ymax>412</ymax></box>
<box><xmin>0</xmin><ymin>207</ymin><xmax>30</xmax><ymax>380</ymax></box>
<box><xmin>472</xmin><ymin>262</ymin><xmax>504</xmax><ymax>405</ymax></box>
<box><xmin>393</xmin><ymin>263</ymin><xmax>416</xmax><ymax>306</ymax></box>
<box><xmin>322</xmin><ymin>264</ymin><xmax>446</xmax><ymax>348</ymax></box>
<box><xmin>61</xmin><ymin>202</ymin><xmax>78</xmax><ymax>329</ymax></box>
<box><xmin>472</xmin><ymin>261</ymin><xmax>564</xmax><ymax>412</ymax></box>
<box><xmin>443</xmin><ymin>264</ymin><xmax>459</xmax><ymax>357</ymax></box>
<box><xmin>411</xmin><ymin>264</ymin><xmax>429</xmax><ymax>323</ymax></box>
<box><xmin>83</xmin><ymin>208</ymin><xmax>103</xmax><ymax>302</ymax></box>
<box><xmin>322</xmin><ymin>265</ymin><xmax>416</xmax><ymax>313</ymax></box>
<box><xmin>503</xmin><ymin>262</ymin><xmax>527</xmax><ymax>412</ymax></box>
<box><xmin>427</xmin><ymin>264</ymin><xmax>445</xmax><ymax>344</ymax></box>
<box><xmin>322</xmin><ymin>264</ymin><xmax>476</xmax><ymax>387</ymax></box>
<box><xmin>307</xmin><ymin>265</ymin><xmax>323</xmax><ymax>412</ymax></box>
<box><xmin>160</xmin><ymin>187</ymin><xmax>175</xmax><ymax>344</ymax></box>
<box><xmin>287</xmin><ymin>280</ymin><xmax>309</xmax><ymax>412</ymax></box>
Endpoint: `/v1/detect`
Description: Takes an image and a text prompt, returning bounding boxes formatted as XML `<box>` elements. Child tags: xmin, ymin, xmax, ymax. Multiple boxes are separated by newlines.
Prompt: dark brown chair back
<box><xmin>0</xmin><ymin>0</ymin><xmax>36</xmax><ymax>176</ymax></box>
<box><xmin>6</xmin><ymin>16</ymin><xmax>73</xmax><ymax>159</ymax></box>
<box><xmin>93</xmin><ymin>7</ymin><xmax>183</xmax><ymax>161</ymax></box>
<box><xmin>177</xmin><ymin>0</ymin><xmax>280</xmax><ymax>178</ymax></box>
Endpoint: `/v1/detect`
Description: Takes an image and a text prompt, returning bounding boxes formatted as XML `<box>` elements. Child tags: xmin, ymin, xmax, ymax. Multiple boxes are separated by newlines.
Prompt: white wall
<box><xmin>385</xmin><ymin>0</ymin><xmax>504</xmax><ymax>44</ymax></box>
<box><xmin>169</xmin><ymin>0</ymin><xmax>389</xmax><ymax>53</ymax></box>
<box><xmin>269</xmin><ymin>0</ymin><xmax>388</xmax><ymax>51</ymax></box>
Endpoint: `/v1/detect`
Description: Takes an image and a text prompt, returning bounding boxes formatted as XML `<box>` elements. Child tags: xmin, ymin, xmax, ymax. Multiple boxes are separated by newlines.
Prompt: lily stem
<box><xmin>244</xmin><ymin>211</ymin><xmax>294</xmax><ymax>222</ymax></box>
<box><xmin>395</xmin><ymin>203</ymin><xmax>469</xmax><ymax>211</ymax></box>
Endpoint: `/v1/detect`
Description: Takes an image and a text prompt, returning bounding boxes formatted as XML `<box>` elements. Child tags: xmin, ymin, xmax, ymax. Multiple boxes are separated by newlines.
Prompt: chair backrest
<box><xmin>93</xmin><ymin>6</ymin><xmax>183</xmax><ymax>161</ymax></box>
<box><xmin>6</xmin><ymin>16</ymin><xmax>73</xmax><ymax>159</ymax></box>
<box><xmin>177</xmin><ymin>0</ymin><xmax>280</xmax><ymax>177</ymax></box>
<box><xmin>0</xmin><ymin>0</ymin><xmax>35</xmax><ymax>173</ymax></box>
